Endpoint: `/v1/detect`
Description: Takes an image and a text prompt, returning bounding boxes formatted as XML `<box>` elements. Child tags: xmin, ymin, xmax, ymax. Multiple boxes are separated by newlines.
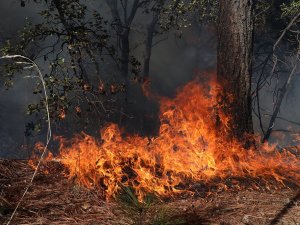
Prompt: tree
<box><xmin>0</xmin><ymin>0</ymin><xmax>117</xmax><ymax>134</ymax></box>
<box><xmin>0</xmin><ymin>0</ymin><xmax>193</xmax><ymax>133</ymax></box>
<box><xmin>105</xmin><ymin>0</ymin><xmax>140</xmax><ymax>88</ymax></box>
<box><xmin>217</xmin><ymin>0</ymin><xmax>254</xmax><ymax>142</ymax></box>
<box><xmin>260</xmin><ymin>3</ymin><xmax>300</xmax><ymax>142</ymax></box>
<box><xmin>3</xmin><ymin>0</ymin><xmax>298</xmax><ymax>142</ymax></box>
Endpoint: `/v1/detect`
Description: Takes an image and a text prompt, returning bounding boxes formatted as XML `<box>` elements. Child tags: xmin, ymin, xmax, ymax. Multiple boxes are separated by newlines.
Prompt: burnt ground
<box><xmin>0</xmin><ymin>159</ymin><xmax>299</xmax><ymax>225</ymax></box>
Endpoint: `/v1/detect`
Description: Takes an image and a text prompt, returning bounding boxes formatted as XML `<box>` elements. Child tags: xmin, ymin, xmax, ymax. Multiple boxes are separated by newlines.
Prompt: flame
<box><xmin>98</xmin><ymin>81</ymin><xmax>105</xmax><ymax>94</ymax></box>
<box><xmin>58</xmin><ymin>108</ymin><xmax>66</xmax><ymax>120</ymax></box>
<box><xmin>52</xmin><ymin>75</ymin><xmax>300</xmax><ymax>201</ymax></box>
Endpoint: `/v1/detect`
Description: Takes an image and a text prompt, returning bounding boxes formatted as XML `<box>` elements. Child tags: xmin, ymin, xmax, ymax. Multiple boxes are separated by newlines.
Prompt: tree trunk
<box><xmin>143</xmin><ymin>14</ymin><xmax>158</xmax><ymax>82</ymax></box>
<box><xmin>262</xmin><ymin>63</ymin><xmax>298</xmax><ymax>143</ymax></box>
<box><xmin>120</xmin><ymin>31</ymin><xmax>130</xmax><ymax>92</ymax></box>
<box><xmin>217</xmin><ymin>0</ymin><xmax>254</xmax><ymax>142</ymax></box>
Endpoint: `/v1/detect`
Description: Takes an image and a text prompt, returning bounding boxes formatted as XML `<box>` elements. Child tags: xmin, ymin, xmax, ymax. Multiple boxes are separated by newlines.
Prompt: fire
<box><xmin>51</xmin><ymin>75</ymin><xmax>299</xmax><ymax>201</ymax></box>
<box><xmin>58</xmin><ymin>108</ymin><xmax>66</xmax><ymax>120</ymax></box>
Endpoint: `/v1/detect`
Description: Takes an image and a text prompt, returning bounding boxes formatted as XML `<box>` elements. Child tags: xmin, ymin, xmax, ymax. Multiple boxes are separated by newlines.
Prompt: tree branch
<box><xmin>0</xmin><ymin>55</ymin><xmax>52</xmax><ymax>225</ymax></box>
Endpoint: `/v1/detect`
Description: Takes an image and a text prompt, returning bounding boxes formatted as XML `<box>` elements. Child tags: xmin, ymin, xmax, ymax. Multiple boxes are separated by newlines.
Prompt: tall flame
<box><xmin>54</xmin><ymin>75</ymin><xmax>300</xmax><ymax>201</ymax></box>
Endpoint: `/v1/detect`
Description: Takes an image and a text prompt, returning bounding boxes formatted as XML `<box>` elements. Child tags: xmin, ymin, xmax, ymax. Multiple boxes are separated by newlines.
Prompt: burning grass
<box><xmin>1</xmin><ymin>159</ymin><xmax>300</xmax><ymax>224</ymax></box>
<box><xmin>0</xmin><ymin>159</ymin><xmax>134</xmax><ymax>225</ymax></box>
<box><xmin>2</xmin><ymin>74</ymin><xmax>300</xmax><ymax>224</ymax></box>
<box><xmin>36</xmin><ymin>76</ymin><xmax>300</xmax><ymax>201</ymax></box>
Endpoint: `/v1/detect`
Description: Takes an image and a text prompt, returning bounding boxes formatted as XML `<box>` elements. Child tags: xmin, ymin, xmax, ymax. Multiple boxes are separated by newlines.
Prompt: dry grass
<box><xmin>0</xmin><ymin>159</ymin><xmax>300</xmax><ymax>225</ymax></box>
<box><xmin>0</xmin><ymin>160</ymin><xmax>133</xmax><ymax>225</ymax></box>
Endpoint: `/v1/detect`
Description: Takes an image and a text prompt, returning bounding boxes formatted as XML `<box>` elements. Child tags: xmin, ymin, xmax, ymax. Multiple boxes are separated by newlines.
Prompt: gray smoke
<box><xmin>0</xmin><ymin>1</ymin><xmax>299</xmax><ymax>159</ymax></box>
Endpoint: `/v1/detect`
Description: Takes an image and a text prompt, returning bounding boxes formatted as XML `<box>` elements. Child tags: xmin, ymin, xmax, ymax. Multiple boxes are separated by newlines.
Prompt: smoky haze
<box><xmin>0</xmin><ymin>1</ymin><xmax>299</xmax><ymax>158</ymax></box>
<box><xmin>0</xmin><ymin>1</ymin><xmax>44</xmax><ymax>158</ymax></box>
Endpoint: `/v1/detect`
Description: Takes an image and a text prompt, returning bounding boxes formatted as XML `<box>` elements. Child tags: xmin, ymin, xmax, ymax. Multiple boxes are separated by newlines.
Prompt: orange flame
<box><xmin>52</xmin><ymin>76</ymin><xmax>300</xmax><ymax>201</ymax></box>
<box><xmin>58</xmin><ymin>109</ymin><xmax>66</xmax><ymax>120</ymax></box>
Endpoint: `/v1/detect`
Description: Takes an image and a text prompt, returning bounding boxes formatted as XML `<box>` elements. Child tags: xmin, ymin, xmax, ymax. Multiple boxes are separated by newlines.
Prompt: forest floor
<box><xmin>0</xmin><ymin>159</ymin><xmax>300</xmax><ymax>225</ymax></box>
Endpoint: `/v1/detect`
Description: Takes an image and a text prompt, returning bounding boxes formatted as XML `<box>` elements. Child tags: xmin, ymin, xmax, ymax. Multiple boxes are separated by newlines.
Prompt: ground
<box><xmin>0</xmin><ymin>159</ymin><xmax>299</xmax><ymax>225</ymax></box>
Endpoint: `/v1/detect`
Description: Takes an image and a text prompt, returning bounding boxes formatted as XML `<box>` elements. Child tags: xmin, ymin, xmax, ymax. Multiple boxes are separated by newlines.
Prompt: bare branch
<box><xmin>270</xmin><ymin>12</ymin><xmax>300</xmax><ymax>81</ymax></box>
<box><xmin>0</xmin><ymin>55</ymin><xmax>52</xmax><ymax>225</ymax></box>
<box><xmin>262</xmin><ymin>62</ymin><xmax>298</xmax><ymax>143</ymax></box>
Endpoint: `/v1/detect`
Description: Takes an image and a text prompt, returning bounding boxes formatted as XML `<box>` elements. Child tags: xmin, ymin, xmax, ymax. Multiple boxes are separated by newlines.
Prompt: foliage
<box><xmin>1</xmin><ymin>0</ymin><xmax>206</xmax><ymax>131</ymax></box>
<box><xmin>117</xmin><ymin>186</ymin><xmax>158</xmax><ymax>211</ymax></box>
<box><xmin>158</xmin><ymin>0</ymin><xmax>218</xmax><ymax>31</ymax></box>
<box><xmin>189</xmin><ymin>0</ymin><xmax>218</xmax><ymax>23</ymax></box>
<box><xmin>1</xmin><ymin>0</ymin><xmax>117</xmax><ymax>131</ymax></box>
<box><xmin>281</xmin><ymin>1</ymin><xmax>300</xmax><ymax>50</ymax></box>
<box><xmin>117</xmin><ymin>186</ymin><xmax>187</xmax><ymax>225</ymax></box>
<box><xmin>281</xmin><ymin>0</ymin><xmax>300</xmax><ymax>17</ymax></box>
<box><xmin>2</xmin><ymin>0</ymin><xmax>299</xmax><ymax>136</ymax></box>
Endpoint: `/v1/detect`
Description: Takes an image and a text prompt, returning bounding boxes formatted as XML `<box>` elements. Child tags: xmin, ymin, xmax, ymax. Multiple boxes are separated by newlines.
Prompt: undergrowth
<box><xmin>116</xmin><ymin>186</ymin><xmax>190</xmax><ymax>225</ymax></box>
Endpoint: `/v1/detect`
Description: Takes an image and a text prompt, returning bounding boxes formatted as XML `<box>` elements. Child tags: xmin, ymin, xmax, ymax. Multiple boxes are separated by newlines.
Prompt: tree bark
<box><xmin>217</xmin><ymin>0</ymin><xmax>254</xmax><ymax>141</ymax></box>
<box><xmin>105</xmin><ymin>0</ymin><xmax>140</xmax><ymax>96</ymax></box>
<box><xmin>120</xmin><ymin>31</ymin><xmax>130</xmax><ymax>83</ymax></box>
<box><xmin>143</xmin><ymin>14</ymin><xmax>158</xmax><ymax>82</ymax></box>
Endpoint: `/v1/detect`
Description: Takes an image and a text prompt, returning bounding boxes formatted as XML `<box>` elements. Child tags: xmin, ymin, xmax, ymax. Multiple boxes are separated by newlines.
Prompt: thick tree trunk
<box><xmin>217</xmin><ymin>0</ymin><xmax>254</xmax><ymax>141</ymax></box>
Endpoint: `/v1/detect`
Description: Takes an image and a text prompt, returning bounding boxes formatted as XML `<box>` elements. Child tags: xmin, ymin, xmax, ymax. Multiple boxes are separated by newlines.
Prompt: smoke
<box><xmin>0</xmin><ymin>1</ymin><xmax>46</xmax><ymax>158</ymax></box>
<box><xmin>0</xmin><ymin>1</ymin><xmax>217</xmax><ymax>158</ymax></box>
<box><xmin>150</xmin><ymin>24</ymin><xmax>216</xmax><ymax>96</ymax></box>
<box><xmin>1</xmin><ymin>1</ymin><xmax>299</xmax><ymax>159</ymax></box>
<box><xmin>252</xmin><ymin>70</ymin><xmax>300</xmax><ymax>146</ymax></box>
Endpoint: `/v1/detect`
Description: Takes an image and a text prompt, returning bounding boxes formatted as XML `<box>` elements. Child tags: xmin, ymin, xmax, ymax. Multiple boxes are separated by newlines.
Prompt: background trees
<box><xmin>0</xmin><ymin>0</ymin><xmax>196</xmax><ymax>122</ymax></box>
<box><xmin>0</xmin><ymin>0</ymin><xmax>300</xmax><ymax>154</ymax></box>
<box><xmin>252</xmin><ymin>0</ymin><xmax>300</xmax><ymax>143</ymax></box>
